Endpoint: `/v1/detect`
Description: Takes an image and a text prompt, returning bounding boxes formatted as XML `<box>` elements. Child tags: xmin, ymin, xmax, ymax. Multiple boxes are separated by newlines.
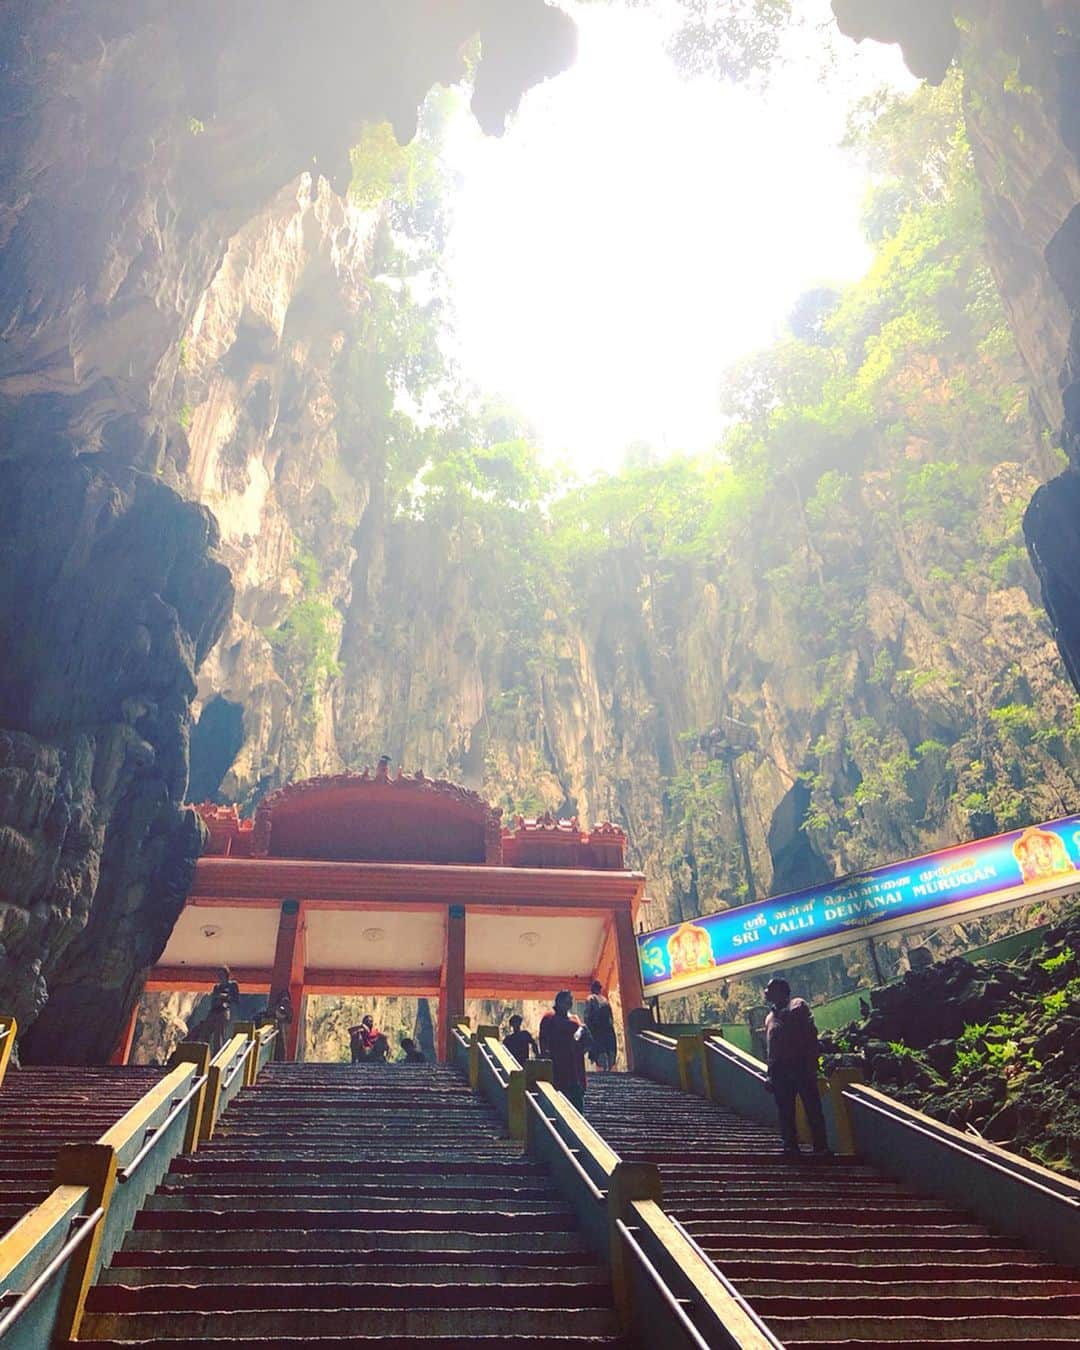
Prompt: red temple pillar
<box><xmin>270</xmin><ymin>899</ymin><xmax>306</xmax><ymax>1061</ymax></box>
<box><xmin>613</xmin><ymin>907</ymin><xmax>644</xmax><ymax>1071</ymax></box>
<box><xmin>108</xmin><ymin>1001</ymin><xmax>139</xmax><ymax>1066</ymax></box>
<box><xmin>437</xmin><ymin>903</ymin><xmax>467</xmax><ymax>1062</ymax></box>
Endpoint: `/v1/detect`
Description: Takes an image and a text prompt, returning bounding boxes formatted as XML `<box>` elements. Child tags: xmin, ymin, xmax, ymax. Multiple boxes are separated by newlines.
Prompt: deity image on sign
<box><xmin>1012</xmin><ymin>827</ymin><xmax>1074</xmax><ymax>883</ymax></box>
<box><xmin>667</xmin><ymin>921</ymin><xmax>716</xmax><ymax>977</ymax></box>
<box><xmin>641</xmin><ymin>943</ymin><xmax>667</xmax><ymax>980</ymax></box>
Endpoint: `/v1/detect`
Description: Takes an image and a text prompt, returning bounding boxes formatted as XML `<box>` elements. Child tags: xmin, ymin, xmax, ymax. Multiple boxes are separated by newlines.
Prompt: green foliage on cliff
<box><xmin>324</xmin><ymin>67</ymin><xmax>1079</xmax><ymax>912</ymax></box>
<box><xmin>580</xmin><ymin>0</ymin><xmax>800</xmax><ymax>84</ymax></box>
<box><xmin>265</xmin><ymin>547</ymin><xmax>342</xmax><ymax>711</ymax></box>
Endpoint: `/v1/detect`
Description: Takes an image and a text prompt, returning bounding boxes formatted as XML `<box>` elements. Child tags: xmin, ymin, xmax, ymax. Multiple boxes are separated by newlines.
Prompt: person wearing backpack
<box><xmin>763</xmin><ymin>977</ymin><xmax>830</xmax><ymax>1160</ymax></box>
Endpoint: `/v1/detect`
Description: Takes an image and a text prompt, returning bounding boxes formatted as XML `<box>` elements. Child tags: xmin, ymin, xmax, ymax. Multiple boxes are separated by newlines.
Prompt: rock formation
<box><xmin>0</xmin><ymin>1</ymin><xmax>576</xmax><ymax>1056</ymax></box>
<box><xmin>835</xmin><ymin>2</ymin><xmax>1080</xmax><ymax>701</ymax></box>
<box><xmin>0</xmin><ymin>455</ymin><xmax>230</xmax><ymax>1060</ymax></box>
<box><xmin>4</xmin><ymin>0</ymin><xmax>1080</xmax><ymax>1060</ymax></box>
<box><xmin>821</xmin><ymin>902</ymin><xmax>1080</xmax><ymax>1178</ymax></box>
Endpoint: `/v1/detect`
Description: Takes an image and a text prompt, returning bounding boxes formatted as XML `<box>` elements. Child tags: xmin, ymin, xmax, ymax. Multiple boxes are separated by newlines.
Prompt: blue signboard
<box><xmin>637</xmin><ymin>814</ymin><xmax>1080</xmax><ymax>998</ymax></box>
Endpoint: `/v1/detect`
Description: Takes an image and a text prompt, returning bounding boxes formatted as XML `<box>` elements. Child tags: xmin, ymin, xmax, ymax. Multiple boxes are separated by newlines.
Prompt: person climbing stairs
<box><xmin>584</xmin><ymin>1073</ymin><xmax>1080</xmax><ymax>1346</ymax></box>
<box><xmin>0</xmin><ymin>1065</ymin><xmax>162</xmax><ymax>1232</ymax></box>
<box><xmin>76</xmin><ymin>1061</ymin><xmax>629</xmax><ymax>1346</ymax></box>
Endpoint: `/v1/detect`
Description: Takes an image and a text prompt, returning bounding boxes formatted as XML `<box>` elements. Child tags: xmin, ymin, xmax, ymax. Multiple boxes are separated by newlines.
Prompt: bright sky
<box><xmin>444</xmin><ymin>0</ymin><xmax>914</xmax><ymax>474</ymax></box>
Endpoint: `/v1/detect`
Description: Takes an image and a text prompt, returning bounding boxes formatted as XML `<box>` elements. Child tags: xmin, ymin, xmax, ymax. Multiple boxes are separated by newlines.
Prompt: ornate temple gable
<box><xmin>194</xmin><ymin>803</ymin><xmax>255</xmax><ymax>857</ymax></box>
<box><xmin>194</xmin><ymin>765</ymin><xmax>503</xmax><ymax>865</ymax></box>
<box><xmin>501</xmin><ymin>813</ymin><xmax>627</xmax><ymax>870</ymax></box>
<box><xmin>194</xmin><ymin>777</ymin><xmax>627</xmax><ymax>869</ymax></box>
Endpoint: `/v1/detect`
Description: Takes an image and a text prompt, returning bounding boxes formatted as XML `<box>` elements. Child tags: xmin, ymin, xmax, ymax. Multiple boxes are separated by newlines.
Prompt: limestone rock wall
<box><xmin>837</xmin><ymin>1</ymin><xmax>1080</xmax><ymax>705</ymax></box>
<box><xmin>0</xmin><ymin>1</ymin><xmax>576</xmax><ymax>1057</ymax></box>
<box><xmin>0</xmin><ymin>455</ymin><xmax>231</xmax><ymax>1061</ymax></box>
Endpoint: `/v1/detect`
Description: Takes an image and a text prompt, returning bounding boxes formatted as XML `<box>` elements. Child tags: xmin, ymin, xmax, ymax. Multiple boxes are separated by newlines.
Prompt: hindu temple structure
<box><xmin>136</xmin><ymin>763</ymin><xmax>647</xmax><ymax>1061</ymax></box>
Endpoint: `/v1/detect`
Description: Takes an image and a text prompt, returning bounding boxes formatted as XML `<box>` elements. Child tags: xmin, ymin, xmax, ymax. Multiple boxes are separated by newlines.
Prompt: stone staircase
<box><xmin>584</xmin><ymin>1074</ymin><xmax>1080</xmax><ymax>1347</ymax></box>
<box><xmin>0</xmin><ymin>1065</ymin><xmax>162</xmax><ymax>1232</ymax></box>
<box><xmin>77</xmin><ymin>1062</ymin><xmax>628</xmax><ymax>1347</ymax></box>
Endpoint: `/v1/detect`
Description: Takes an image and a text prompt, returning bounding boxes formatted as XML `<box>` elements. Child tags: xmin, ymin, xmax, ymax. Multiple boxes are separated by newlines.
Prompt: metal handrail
<box><xmin>669</xmin><ymin>1215</ymin><xmax>785</xmax><ymax>1347</ymax></box>
<box><xmin>704</xmin><ymin>1034</ymin><xmax>768</xmax><ymax>1083</ymax></box>
<box><xmin>616</xmin><ymin>1219</ymin><xmax>710</xmax><ymax>1350</ymax></box>
<box><xmin>0</xmin><ymin>1023</ymin><xmax>12</xmax><ymax>1045</ymax></box>
<box><xmin>221</xmin><ymin>1036</ymin><xmax>255</xmax><ymax>1092</ymax></box>
<box><xmin>845</xmin><ymin>1088</ymin><xmax>1080</xmax><ymax>1208</ymax></box>
<box><xmin>0</xmin><ymin>1206</ymin><xmax>104</xmax><ymax>1338</ymax></box>
<box><xmin>118</xmin><ymin>1074</ymin><xmax>206</xmax><ymax>1184</ymax></box>
<box><xmin>524</xmin><ymin>1092</ymin><xmax>607</xmax><ymax>1203</ymax></box>
<box><xmin>638</xmin><ymin>1030</ymin><xmax>678</xmax><ymax>1049</ymax></box>
<box><xmin>478</xmin><ymin>1039</ymin><xmax>510</xmax><ymax>1089</ymax></box>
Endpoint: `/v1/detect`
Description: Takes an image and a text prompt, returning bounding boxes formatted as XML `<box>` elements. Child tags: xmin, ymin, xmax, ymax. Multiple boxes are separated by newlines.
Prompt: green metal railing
<box><xmin>0</xmin><ymin>1018</ymin><xmax>276</xmax><ymax>1347</ymax></box>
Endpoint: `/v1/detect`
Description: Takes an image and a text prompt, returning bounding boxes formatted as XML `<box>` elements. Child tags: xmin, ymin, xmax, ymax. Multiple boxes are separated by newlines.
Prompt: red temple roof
<box><xmin>193</xmin><ymin>768</ymin><xmax>626</xmax><ymax>870</ymax></box>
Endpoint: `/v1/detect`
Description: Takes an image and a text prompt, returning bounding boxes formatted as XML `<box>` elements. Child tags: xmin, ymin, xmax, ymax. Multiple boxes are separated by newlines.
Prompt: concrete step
<box><xmin>681</xmin><ymin>1219</ymin><xmax>992</xmax><ymax>1241</ymax></box>
<box><xmin>711</xmin><ymin>1252</ymin><xmax>1064</xmax><ymax>1275</ymax></box>
<box><xmin>111</xmin><ymin>1246</ymin><xmax>593</xmax><ymax>1271</ymax></box>
<box><xmin>101</xmin><ymin>1261</ymin><xmax>608</xmax><ymax>1287</ymax></box>
<box><xmin>170</xmin><ymin>1158</ymin><xmax>541</xmax><ymax>1177</ymax></box>
<box><xmin>123</xmin><ymin>1229</ymin><xmax>589</xmax><ymax>1254</ymax></box>
<box><xmin>87</xmin><ymin>1281</ymin><xmax>615</xmax><ymax>1314</ymax></box>
<box><xmin>753</xmin><ymin>1294</ymin><xmax>1080</xmax><ymax>1317</ymax></box>
<box><xmin>79</xmin><ymin>1306</ymin><xmax>622</xmax><ymax>1339</ymax></box>
<box><xmin>191</xmin><ymin>1148</ymin><xmax>523</xmax><ymax>1162</ymax></box>
<box><xmin>76</xmin><ymin>1338</ymin><xmax>631</xmax><ymax>1349</ymax></box>
<box><xmin>767</xmin><ymin>1314</ymin><xmax>1080</xmax><ymax>1342</ymax></box>
<box><xmin>743</xmin><ymin>1279</ymin><xmax>1080</xmax><ymax>1297</ymax></box>
<box><xmin>144</xmin><ymin>1192</ymin><xmax>570</xmax><ymax>1214</ymax></box>
<box><xmin>157</xmin><ymin>1175</ymin><xmax>552</xmax><ymax>1195</ymax></box>
<box><xmin>132</xmin><ymin>1207</ymin><xmax>576</xmax><ymax>1233</ymax></box>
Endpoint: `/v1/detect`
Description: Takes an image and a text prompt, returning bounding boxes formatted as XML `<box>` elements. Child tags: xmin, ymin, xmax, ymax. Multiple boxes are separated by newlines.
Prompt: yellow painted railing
<box><xmin>0</xmin><ymin>1020</ymin><xmax>272</xmax><ymax>1346</ymax></box>
<box><xmin>0</xmin><ymin>1016</ymin><xmax>15</xmax><ymax>1091</ymax></box>
<box><xmin>471</xmin><ymin>1029</ymin><xmax>780</xmax><ymax>1347</ymax></box>
<box><xmin>635</xmin><ymin>1027</ymin><xmax>860</xmax><ymax>1155</ymax></box>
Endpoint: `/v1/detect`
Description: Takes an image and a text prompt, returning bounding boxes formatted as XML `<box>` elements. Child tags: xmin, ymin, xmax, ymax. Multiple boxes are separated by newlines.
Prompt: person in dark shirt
<box><xmin>264</xmin><ymin>988</ymin><xmax>292</xmax><ymax>1061</ymax></box>
<box><xmin>503</xmin><ymin>1014</ymin><xmax>537</xmax><ymax>1065</ymax></box>
<box><xmin>764</xmin><ymin>976</ymin><xmax>830</xmax><ymax>1160</ymax></box>
<box><xmin>400</xmin><ymin>1037</ymin><xmax>426</xmax><ymax>1063</ymax></box>
<box><xmin>349</xmin><ymin>1014</ymin><xmax>381</xmax><ymax>1064</ymax></box>
<box><xmin>584</xmin><ymin>980</ymin><xmax>617</xmax><ymax>1070</ymax></box>
<box><xmin>212</xmin><ymin>966</ymin><xmax>240</xmax><ymax>1012</ymax></box>
<box><xmin>538</xmin><ymin>990</ymin><xmax>590</xmax><ymax>1112</ymax></box>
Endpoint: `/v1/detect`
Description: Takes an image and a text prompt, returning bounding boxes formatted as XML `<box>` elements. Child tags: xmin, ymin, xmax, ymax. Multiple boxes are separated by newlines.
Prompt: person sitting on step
<box><xmin>400</xmin><ymin>1036</ymin><xmax>426</xmax><ymax>1063</ymax></box>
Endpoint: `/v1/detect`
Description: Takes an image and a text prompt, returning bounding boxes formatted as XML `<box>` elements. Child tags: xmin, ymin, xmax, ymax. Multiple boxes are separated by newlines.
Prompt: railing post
<box><xmin>506</xmin><ymin>1062</ymin><xmax>526</xmax><ymax>1141</ymax></box>
<box><xmin>49</xmin><ymin>1144</ymin><xmax>118</xmax><ymax>1344</ymax></box>
<box><xmin>0</xmin><ymin>1015</ymin><xmax>15</xmax><ymax>1089</ymax></box>
<box><xmin>521</xmin><ymin>1061</ymin><xmax>554</xmax><ymax>1152</ymax></box>
<box><xmin>469</xmin><ymin>1025</ymin><xmax>499</xmax><ymax>1090</ymax></box>
<box><xmin>171</xmin><ymin>1042</ymin><xmax>211</xmax><ymax>1153</ymax></box>
<box><xmin>700</xmin><ymin>1033</ymin><xmax>718</xmax><ymax>1100</ymax></box>
<box><xmin>197</xmin><ymin>1038</ymin><xmax>242</xmax><ymax>1145</ymax></box>
<box><xmin>607</xmin><ymin>1160</ymin><xmax>663</xmax><ymax>1325</ymax></box>
<box><xmin>825</xmin><ymin>1068</ymin><xmax>862</xmax><ymax>1156</ymax></box>
<box><xmin>232</xmin><ymin>1022</ymin><xmax>256</xmax><ymax>1086</ymax></box>
<box><xmin>676</xmin><ymin>1034</ymin><xmax>704</xmax><ymax>1094</ymax></box>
